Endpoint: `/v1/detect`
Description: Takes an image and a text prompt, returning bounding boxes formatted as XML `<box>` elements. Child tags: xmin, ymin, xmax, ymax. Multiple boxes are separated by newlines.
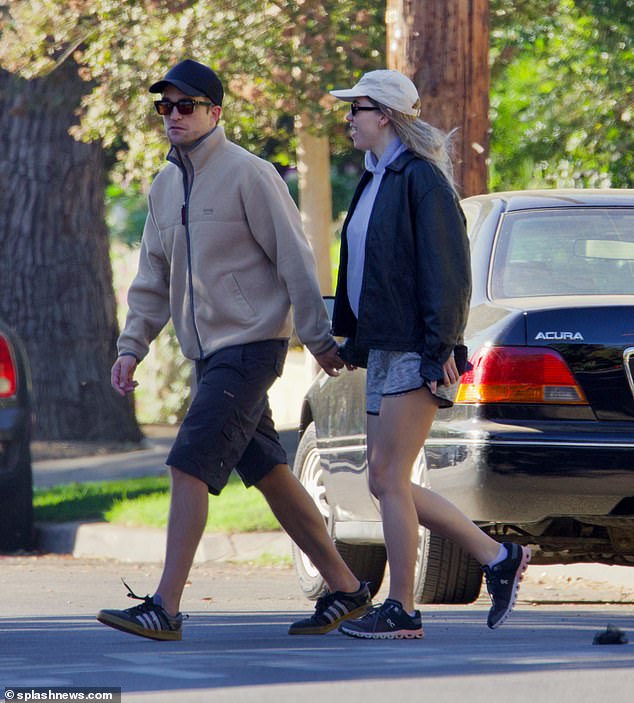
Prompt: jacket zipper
<box><xmin>180</xmin><ymin>153</ymin><xmax>205</xmax><ymax>358</ymax></box>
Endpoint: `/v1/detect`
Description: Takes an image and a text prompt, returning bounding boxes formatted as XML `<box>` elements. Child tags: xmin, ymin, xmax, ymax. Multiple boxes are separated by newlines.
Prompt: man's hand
<box><xmin>111</xmin><ymin>355</ymin><xmax>139</xmax><ymax>396</ymax></box>
<box><xmin>314</xmin><ymin>345</ymin><xmax>345</xmax><ymax>377</ymax></box>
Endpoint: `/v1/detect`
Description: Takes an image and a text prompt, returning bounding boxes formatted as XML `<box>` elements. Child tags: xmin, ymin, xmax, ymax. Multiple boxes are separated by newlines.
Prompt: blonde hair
<box><xmin>372</xmin><ymin>99</ymin><xmax>458</xmax><ymax>193</ymax></box>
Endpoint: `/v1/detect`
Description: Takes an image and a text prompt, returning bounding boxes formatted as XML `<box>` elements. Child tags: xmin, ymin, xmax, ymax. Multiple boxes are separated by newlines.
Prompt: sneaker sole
<box><xmin>288</xmin><ymin>603</ymin><xmax>372</xmax><ymax>635</ymax></box>
<box><xmin>96</xmin><ymin>612</ymin><xmax>182</xmax><ymax>641</ymax></box>
<box><xmin>488</xmin><ymin>545</ymin><xmax>531</xmax><ymax>630</ymax></box>
<box><xmin>339</xmin><ymin>626</ymin><xmax>424</xmax><ymax>640</ymax></box>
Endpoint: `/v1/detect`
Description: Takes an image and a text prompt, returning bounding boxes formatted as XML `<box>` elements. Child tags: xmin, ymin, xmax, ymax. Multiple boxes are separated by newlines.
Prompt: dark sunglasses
<box><xmin>350</xmin><ymin>105</ymin><xmax>381</xmax><ymax>116</ymax></box>
<box><xmin>154</xmin><ymin>99</ymin><xmax>213</xmax><ymax>116</ymax></box>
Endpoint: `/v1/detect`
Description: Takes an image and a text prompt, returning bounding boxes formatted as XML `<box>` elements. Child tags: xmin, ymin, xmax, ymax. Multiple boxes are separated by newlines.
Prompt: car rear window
<box><xmin>490</xmin><ymin>207</ymin><xmax>634</xmax><ymax>298</ymax></box>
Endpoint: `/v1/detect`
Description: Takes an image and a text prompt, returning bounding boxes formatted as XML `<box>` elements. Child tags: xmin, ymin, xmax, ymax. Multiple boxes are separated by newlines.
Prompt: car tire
<box><xmin>291</xmin><ymin>422</ymin><xmax>387</xmax><ymax>600</ymax></box>
<box><xmin>335</xmin><ymin>540</ymin><xmax>386</xmax><ymax>599</ymax></box>
<box><xmin>291</xmin><ymin>423</ymin><xmax>332</xmax><ymax>599</ymax></box>
<box><xmin>413</xmin><ymin>528</ymin><xmax>483</xmax><ymax>604</ymax></box>
<box><xmin>411</xmin><ymin>449</ymin><xmax>482</xmax><ymax>605</ymax></box>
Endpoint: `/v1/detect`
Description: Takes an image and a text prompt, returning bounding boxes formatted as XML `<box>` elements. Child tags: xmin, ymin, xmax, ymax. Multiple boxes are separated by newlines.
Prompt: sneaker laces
<box><xmin>313</xmin><ymin>590</ymin><xmax>337</xmax><ymax>616</ymax></box>
<box><xmin>120</xmin><ymin>579</ymin><xmax>188</xmax><ymax>621</ymax></box>
<box><xmin>484</xmin><ymin>574</ymin><xmax>497</xmax><ymax>594</ymax></box>
<box><xmin>121</xmin><ymin>579</ymin><xmax>156</xmax><ymax>614</ymax></box>
<box><xmin>484</xmin><ymin>568</ymin><xmax>504</xmax><ymax>589</ymax></box>
<box><xmin>354</xmin><ymin>603</ymin><xmax>384</xmax><ymax>623</ymax></box>
<box><xmin>483</xmin><ymin>569</ymin><xmax>512</xmax><ymax>607</ymax></box>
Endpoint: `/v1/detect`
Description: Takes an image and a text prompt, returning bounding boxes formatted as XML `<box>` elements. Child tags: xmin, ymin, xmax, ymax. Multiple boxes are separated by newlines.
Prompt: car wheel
<box><xmin>335</xmin><ymin>540</ymin><xmax>386</xmax><ymax>599</ymax></box>
<box><xmin>414</xmin><ymin>528</ymin><xmax>483</xmax><ymax>604</ymax></box>
<box><xmin>411</xmin><ymin>449</ymin><xmax>482</xmax><ymax>604</ymax></box>
<box><xmin>291</xmin><ymin>422</ymin><xmax>333</xmax><ymax>599</ymax></box>
<box><xmin>291</xmin><ymin>422</ymin><xmax>387</xmax><ymax>599</ymax></box>
<box><xmin>0</xmin><ymin>437</ymin><xmax>34</xmax><ymax>552</ymax></box>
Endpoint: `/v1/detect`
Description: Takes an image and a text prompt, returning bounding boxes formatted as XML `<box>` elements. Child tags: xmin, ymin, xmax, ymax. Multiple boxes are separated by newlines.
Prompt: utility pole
<box><xmin>386</xmin><ymin>0</ymin><xmax>490</xmax><ymax>196</ymax></box>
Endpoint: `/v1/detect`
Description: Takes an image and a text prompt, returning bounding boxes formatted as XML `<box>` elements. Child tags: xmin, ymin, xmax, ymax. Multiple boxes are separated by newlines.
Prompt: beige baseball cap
<box><xmin>330</xmin><ymin>69</ymin><xmax>421</xmax><ymax>117</ymax></box>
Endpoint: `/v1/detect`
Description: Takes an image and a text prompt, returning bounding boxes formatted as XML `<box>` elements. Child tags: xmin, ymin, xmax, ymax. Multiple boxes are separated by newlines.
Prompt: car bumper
<box><xmin>426</xmin><ymin>422</ymin><xmax>634</xmax><ymax>524</ymax></box>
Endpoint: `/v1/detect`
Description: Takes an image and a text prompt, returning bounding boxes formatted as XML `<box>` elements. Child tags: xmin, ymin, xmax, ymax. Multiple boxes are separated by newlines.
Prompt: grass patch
<box><xmin>33</xmin><ymin>473</ymin><xmax>281</xmax><ymax>533</ymax></box>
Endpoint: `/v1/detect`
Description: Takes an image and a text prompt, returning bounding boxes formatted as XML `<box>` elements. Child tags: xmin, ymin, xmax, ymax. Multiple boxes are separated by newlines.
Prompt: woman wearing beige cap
<box><xmin>329</xmin><ymin>69</ymin><xmax>531</xmax><ymax>640</ymax></box>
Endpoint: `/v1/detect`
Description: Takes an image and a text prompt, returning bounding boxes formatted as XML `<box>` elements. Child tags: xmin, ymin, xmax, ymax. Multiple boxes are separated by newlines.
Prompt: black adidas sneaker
<box><xmin>97</xmin><ymin>581</ymin><xmax>185</xmax><ymax>641</ymax></box>
<box><xmin>288</xmin><ymin>582</ymin><xmax>372</xmax><ymax>635</ymax></box>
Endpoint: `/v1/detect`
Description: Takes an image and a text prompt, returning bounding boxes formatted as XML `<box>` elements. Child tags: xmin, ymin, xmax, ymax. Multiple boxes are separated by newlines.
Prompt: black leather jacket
<box><xmin>332</xmin><ymin>150</ymin><xmax>471</xmax><ymax>382</ymax></box>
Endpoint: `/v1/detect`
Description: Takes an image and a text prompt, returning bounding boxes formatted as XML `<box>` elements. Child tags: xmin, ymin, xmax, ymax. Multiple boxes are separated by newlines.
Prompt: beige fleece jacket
<box><xmin>118</xmin><ymin>127</ymin><xmax>334</xmax><ymax>361</ymax></box>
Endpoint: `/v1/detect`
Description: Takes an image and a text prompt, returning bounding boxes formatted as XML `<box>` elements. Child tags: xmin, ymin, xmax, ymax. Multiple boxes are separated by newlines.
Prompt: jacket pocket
<box><xmin>221</xmin><ymin>273</ymin><xmax>256</xmax><ymax>318</ymax></box>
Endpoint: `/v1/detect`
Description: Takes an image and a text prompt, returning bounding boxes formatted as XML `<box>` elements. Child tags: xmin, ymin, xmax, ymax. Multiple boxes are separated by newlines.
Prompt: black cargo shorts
<box><xmin>166</xmin><ymin>339</ymin><xmax>288</xmax><ymax>495</ymax></box>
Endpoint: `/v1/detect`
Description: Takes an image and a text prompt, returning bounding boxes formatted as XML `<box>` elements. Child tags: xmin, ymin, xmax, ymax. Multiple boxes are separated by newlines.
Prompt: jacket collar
<box><xmin>341</xmin><ymin>149</ymin><xmax>419</xmax><ymax>243</ymax></box>
<box><xmin>384</xmin><ymin>149</ymin><xmax>417</xmax><ymax>173</ymax></box>
<box><xmin>166</xmin><ymin>125</ymin><xmax>226</xmax><ymax>172</ymax></box>
<box><xmin>353</xmin><ymin>150</ymin><xmax>418</xmax><ymax>228</ymax></box>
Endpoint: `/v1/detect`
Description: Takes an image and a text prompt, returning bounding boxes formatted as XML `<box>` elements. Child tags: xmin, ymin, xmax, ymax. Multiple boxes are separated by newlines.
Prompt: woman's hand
<box><xmin>442</xmin><ymin>355</ymin><xmax>460</xmax><ymax>386</ymax></box>
<box><xmin>428</xmin><ymin>355</ymin><xmax>460</xmax><ymax>394</ymax></box>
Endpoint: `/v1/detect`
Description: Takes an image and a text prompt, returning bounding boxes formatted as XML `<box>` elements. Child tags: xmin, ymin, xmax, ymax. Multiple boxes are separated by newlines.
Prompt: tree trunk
<box><xmin>386</xmin><ymin>0</ymin><xmax>489</xmax><ymax>197</ymax></box>
<box><xmin>295</xmin><ymin>115</ymin><xmax>333</xmax><ymax>294</ymax></box>
<box><xmin>0</xmin><ymin>65</ymin><xmax>142</xmax><ymax>441</ymax></box>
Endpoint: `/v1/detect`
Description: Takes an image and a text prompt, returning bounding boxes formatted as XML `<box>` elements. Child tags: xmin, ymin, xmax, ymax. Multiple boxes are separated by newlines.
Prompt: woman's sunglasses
<box><xmin>350</xmin><ymin>105</ymin><xmax>381</xmax><ymax>116</ymax></box>
<box><xmin>154</xmin><ymin>99</ymin><xmax>213</xmax><ymax>116</ymax></box>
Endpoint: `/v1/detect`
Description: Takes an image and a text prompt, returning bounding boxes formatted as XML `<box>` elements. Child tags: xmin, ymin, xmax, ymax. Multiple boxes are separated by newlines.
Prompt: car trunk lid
<box><xmin>523</xmin><ymin>302</ymin><xmax>634</xmax><ymax>421</ymax></box>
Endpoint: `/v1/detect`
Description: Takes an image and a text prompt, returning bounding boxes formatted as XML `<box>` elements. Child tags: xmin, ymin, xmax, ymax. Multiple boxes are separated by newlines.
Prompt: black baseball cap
<box><xmin>149</xmin><ymin>59</ymin><xmax>224</xmax><ymax>106</ymax></box>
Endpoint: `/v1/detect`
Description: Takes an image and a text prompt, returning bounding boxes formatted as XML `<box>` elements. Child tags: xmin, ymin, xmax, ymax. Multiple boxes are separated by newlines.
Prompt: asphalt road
<box><xmin>1</xmin><ymin>555</ymin><xmax>634</xmax><ymax>703</ymax></box>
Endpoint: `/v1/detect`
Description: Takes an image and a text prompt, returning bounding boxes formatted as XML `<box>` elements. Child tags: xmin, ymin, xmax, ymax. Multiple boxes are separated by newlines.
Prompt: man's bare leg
<box><xmin>257</xmin><ymin>464</ymin><xmax>360</xmax><ymax>593</ymax></box>
<box><xmin>155</xmin><ymin>467</ymin><xmax>209</xmax><ymax>615</ymax></box>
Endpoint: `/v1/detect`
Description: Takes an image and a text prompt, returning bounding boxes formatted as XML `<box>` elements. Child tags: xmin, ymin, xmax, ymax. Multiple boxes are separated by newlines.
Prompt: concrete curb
<box><xmin>36</xmin><ymin>522</ymin><xmax>293</xmax><ymax>564</ymax></box>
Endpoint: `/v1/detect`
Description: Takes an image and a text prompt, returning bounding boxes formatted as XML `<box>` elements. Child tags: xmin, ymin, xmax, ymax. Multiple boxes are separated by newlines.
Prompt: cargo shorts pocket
<box><xmin>240</xmin><ymin>340</ymin><xmax>288</xmax><ymax>384</ymax></box>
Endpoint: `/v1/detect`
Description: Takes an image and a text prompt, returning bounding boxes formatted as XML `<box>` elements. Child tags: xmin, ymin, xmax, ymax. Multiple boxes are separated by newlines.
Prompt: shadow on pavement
<box><xmin>2</xmin><ymin>609</ymin><xmax>634</xmax><ymax>692</ymax></box>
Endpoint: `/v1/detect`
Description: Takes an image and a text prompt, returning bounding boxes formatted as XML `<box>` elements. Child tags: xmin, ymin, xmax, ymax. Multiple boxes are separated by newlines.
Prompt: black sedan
<box><xmin>0</xmin><ymin>318</ymin><xmax>33</xmax><ymax>551</ymax></box>
<box><xmin>292</xmin><ymin>189</ymin><xmax>634</xmax><ymax>604</ymax></box>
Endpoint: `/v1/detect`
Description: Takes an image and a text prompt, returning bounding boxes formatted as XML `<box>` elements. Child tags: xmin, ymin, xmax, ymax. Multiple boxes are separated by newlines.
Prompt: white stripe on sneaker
<box><xmin>138</xmin><ymin>612</ymin><xmax>156</xmax><ymax>630</ymax></box>
<box><xmin>323</xmin><ymin>600</ymin><xmax>347</xmax><ymax>624</ymax></box>
<box><xmin>149</xmin><ymin>610</ymin><xmax>163</xmax><ymax>630</ymax></box>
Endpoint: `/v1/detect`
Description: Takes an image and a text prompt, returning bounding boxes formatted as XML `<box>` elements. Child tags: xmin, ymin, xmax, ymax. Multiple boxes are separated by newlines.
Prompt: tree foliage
<box><xmin>489</xmin><ymin>0</ymin><xmax>633</xmax><ymax>189</ymax></box>
<box><xmin>0</xmin><ymin>0</ymin><xmax>384</xmax><ymax>186</ymax></box>
<box><xmin>3</xmin><ymin>1</ymin><xmax>629</xmax><ymax>192</ymax></box>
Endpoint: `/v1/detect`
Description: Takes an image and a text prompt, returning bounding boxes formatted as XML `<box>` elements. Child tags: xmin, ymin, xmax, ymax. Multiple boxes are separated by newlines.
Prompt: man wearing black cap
<box><xmin>97</xmin><ymin>60</ymin><xmax>372</xmax><ymax>641</ymax></box>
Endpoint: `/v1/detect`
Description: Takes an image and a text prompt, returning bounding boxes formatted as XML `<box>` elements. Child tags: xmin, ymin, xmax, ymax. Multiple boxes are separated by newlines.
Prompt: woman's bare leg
<box><xmin>367</xmin><ymin>387</ymin><xmax>501</xmax><ymax>612</ymax></box>
<box><xmin>366</xmin><ymin>387</ymin><xmax>437</xmax><ymax>612</ymax></box>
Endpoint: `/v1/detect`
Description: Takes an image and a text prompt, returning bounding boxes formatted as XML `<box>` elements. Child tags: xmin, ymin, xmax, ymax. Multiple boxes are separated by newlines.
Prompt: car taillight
<box><xmin>455</xmin><ymin>346</ymin><xmax>588</xmax><ymax>404</ymax></box>
<box><xmin>0</xmin><ymin>335</ymin><xmax>17</xmax><ymax>398</ymax></box>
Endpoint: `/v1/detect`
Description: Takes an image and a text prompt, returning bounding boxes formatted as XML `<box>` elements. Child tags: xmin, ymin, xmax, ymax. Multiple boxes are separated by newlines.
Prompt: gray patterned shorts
<box><xmin>365</xmin><ymin>349</ymin><xmax>457</xmax><ymax>415</ymax></box>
